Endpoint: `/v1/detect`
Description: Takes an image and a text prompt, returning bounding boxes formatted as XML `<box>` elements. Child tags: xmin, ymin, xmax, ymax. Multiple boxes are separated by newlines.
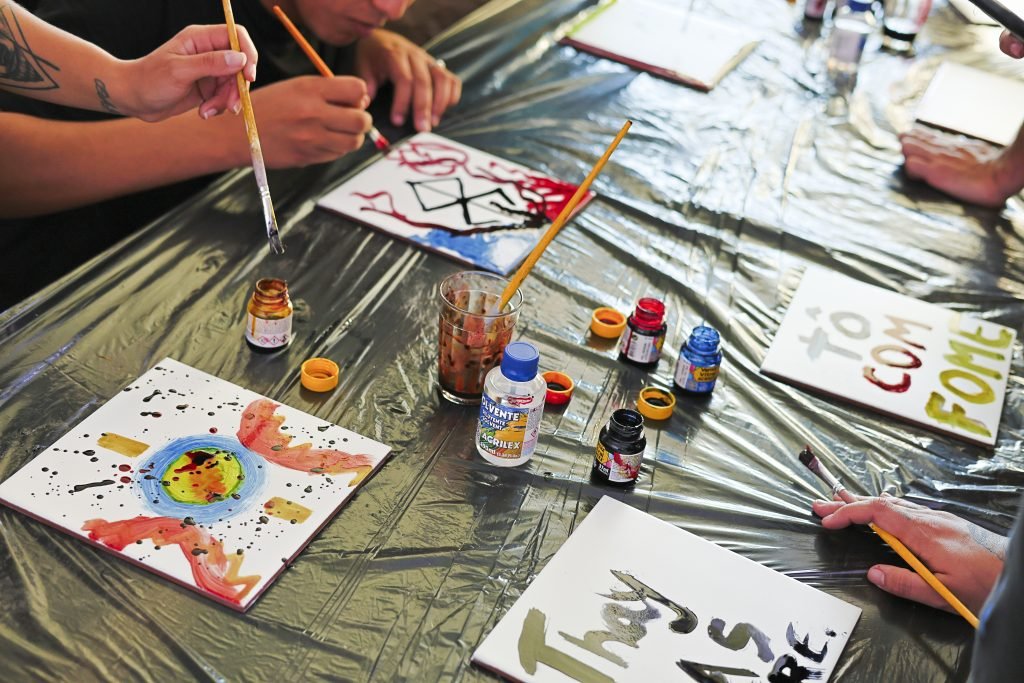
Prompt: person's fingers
<box><xmin>430</xmin><ymin>64</ymin><xmax>451</xmax><ymax>128</ymax></box>
<box><xmin>819</xmin><ymin>496</ymin><xmax>918</xmax><ymax>536</ymax></box>
<box><xmin>867</xmin><ymin>564</ymin><xmax>952</xmax><ymax>610</ymax></box>
<box><xmin>234</xmin><ymin>25</ymin><xmax>259</xmax><ymax>82</ymax></box>
<box><xmin>321</xmin><ymin>108</ymin><xmax>374</xmax><ymax>136</ymax></box>
<box><xmin>171</xmin><ymin>50</ymin><xmax>248</xmax><ymax>89</ymax></box>
<box><xmin>320</xmin><ymin>76</ymin><xmax>370</xmax><ymax>108</ymax></box>
<box><xmin>1000</xmin><ymin>30</ymin><xmax>1024</xmax><ymax>59</ymax></box>
<box><xmin>409</xmin><ymin>56</ymin><xmax>434</xmax><ymax>132</ymax></box>
<box><xmin>449</xmin><ymin>72</ymin><xmax>462</xmax><ymax>108</ymax></box>
<box><xmin>904</xmin><ymin>155</ymin><xmax>930</xmax><ymax>180</ymax></box>
<box><xmin>812</xmin><ymin>499</ymin><xmax>845</xmax><ymax>517</ymax></box>
<box><xmin>316</xmin><ymin>131</ymin><xmax>367</xmax><ymax>157</ymax></box>
<box><xmin>386</xmin><ymin>52</ymin><xmax>414</xmax><ymax>127</ymax></box>
<box><xmin>198</xmin><ymin>85</ymin><xmax>232</xmax><ymax>119</ymax></box>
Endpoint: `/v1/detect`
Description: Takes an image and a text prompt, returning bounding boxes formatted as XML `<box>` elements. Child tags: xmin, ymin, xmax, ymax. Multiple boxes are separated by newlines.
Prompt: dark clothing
<box><xmin>0</xmin><ymin>1</ymin><xmax>350</xmax><ymax>309</ymax></box>
<box><xmin>972</xmin><ymin>496</ymin><xmax>1024</xmax><ymax>682</ymax></box>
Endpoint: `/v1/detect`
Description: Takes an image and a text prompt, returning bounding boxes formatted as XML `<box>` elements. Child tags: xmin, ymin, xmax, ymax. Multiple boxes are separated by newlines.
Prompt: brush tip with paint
<box><xmin>369</xmin><ymin>127</ymin><xmax>390</xmax><ymax>151</ymax></box>
<box><xmin>798</xmin><ymin>445</ymin><xmax>816</xmax><ymax>468</ymax></box>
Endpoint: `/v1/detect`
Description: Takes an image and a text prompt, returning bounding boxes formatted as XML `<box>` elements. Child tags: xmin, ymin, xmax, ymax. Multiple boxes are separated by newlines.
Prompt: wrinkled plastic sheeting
<box><xmin>1</xmin><ymin>1</ymin><xmax>1023</xmax><ymax>681</ymax></box>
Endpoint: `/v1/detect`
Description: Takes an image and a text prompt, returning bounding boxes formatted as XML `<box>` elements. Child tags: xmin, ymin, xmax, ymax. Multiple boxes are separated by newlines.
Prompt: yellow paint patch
<box><xmin>263</xmin><ymin>497</ymin><xmax>312</xmax><ymax>524</ymax></box>
<box><xmin>97</xmin><ymin>432</ymin><xmax>149</xmax><ymax>457</ymax></box>
<box><xmin>347</xmin><ymin>465</ymin><xmax>373</xmax><ymax>487</ymax></box>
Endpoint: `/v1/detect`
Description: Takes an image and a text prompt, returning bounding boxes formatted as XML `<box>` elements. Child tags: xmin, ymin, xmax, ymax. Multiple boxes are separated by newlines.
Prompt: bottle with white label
<box><xmin>245</xmin><ymin>278</ymin><xmax>293</xmax><ymax>352</ymax></box>
<box><xmin>475</xmin><ymin>341</ymin><xmax>547</xmax><ymax>467</ymax></box>
<box><xmin>826</xmin><ymin>0</ymin><xmax>877</xmax><ymax>95</ymax></box>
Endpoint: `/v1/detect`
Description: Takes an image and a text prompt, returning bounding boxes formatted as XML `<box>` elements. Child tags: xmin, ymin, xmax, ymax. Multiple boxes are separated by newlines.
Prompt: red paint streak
<box><xmin>237</xmin><ymin>399</ymin><xmax>374</xmax><ymax>480</ymax></box>
<box><xmin>863</xmin><ymin>367</ymin><xmax>912</xmax><ymax>393</ymax></box>
<box><xmin>82</xmin><ymin>515</ymin><xmax>259</xmax><ymax>603</ymax></box>
<box><xmin>354</xmin><ymin>140</ymin><xmax>585</xmax><ymax>231</ymax></box>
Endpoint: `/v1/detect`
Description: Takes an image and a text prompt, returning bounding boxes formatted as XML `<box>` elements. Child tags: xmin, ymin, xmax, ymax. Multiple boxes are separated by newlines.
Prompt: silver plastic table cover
<box><xmin>2</xmin><ymin>1</ymin><xmax>1023</xmax><ymax>681</ymax></box>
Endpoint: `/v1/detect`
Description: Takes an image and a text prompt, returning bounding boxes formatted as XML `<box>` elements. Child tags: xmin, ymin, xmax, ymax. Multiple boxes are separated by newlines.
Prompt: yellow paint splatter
<box><xmin>97</xmin><ymin>432</ymin><xmax>149</xmax><ymax>458</ymax></box>
<box><xmin>263</xmin><ymin>497</ymin><xmax>312</xmax><ymax>524</ymax></box>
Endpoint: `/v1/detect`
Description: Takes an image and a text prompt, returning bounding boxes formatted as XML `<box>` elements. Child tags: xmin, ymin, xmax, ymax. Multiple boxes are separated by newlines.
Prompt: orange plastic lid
<box><xmin>301</xmin><ymin>358</ymin><xmax>339</xmax><ymax>392</ymax></box>
<box><xmin>542</xmin><ymin>371</ymin><xmax>575</xmax><ymax>406</ymax></box>
<box><xmin>590</xmin><ymin>307</ymin><xmax>627</xmax><ymax>338</ymax></box>
<box><xmin>637</xmin><ymin>386</ymin><xmax>675</xmax><ymax>420</ymax></box>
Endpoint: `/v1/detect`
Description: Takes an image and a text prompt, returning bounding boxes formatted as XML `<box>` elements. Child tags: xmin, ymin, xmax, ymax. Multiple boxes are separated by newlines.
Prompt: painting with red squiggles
<box><xmin>317</xmin><ymin>132</ymin><xmax>596</xmax><ymax>275</ymax></box>
<box><xmin>0</xmin><ymin>358</ymin><xmax>391</xmax><ymax>611</ymax></box>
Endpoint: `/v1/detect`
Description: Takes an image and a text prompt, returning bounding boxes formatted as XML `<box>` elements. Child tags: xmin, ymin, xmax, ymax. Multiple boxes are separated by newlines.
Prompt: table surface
<box><xmin>2</xmin><ymin>1</ymin><xmax>1023</xmax><ymax>681</ymax></box>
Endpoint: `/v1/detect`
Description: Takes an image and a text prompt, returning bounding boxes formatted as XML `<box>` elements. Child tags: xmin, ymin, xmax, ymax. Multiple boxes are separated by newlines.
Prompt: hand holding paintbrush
<box><xmin>799</xmin><ymin>446</ymin><xmax>1007</xmax><ymax>628</ymax></box>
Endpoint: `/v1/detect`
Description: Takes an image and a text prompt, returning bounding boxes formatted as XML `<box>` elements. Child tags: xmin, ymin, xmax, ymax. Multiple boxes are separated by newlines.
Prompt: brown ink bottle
<box><xmin>245</xmin><ymin>278</ymin><xmax>293</xmax><ymax>353</ymax></box>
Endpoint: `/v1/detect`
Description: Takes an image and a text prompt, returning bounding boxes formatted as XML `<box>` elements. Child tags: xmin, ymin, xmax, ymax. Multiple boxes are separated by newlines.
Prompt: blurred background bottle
<box><xmin>881</xmin><ymin>0</ymin><xmax>931</xmax><ymax>54</ymax></box>
<box><xmin>827</xmin><ymin>0</ymin><xmax>877</xmax><ymax>94</ymax></box>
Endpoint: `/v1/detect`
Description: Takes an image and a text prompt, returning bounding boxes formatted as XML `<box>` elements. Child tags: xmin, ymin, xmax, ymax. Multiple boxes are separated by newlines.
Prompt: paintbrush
<box><xmin>272</xmin><ymin>5</ymin><xmax>389</xmax><ymax>151</ymax></box>
<box><xmin>798</xmin><ymin>446</ymin><xmax>979</xmax><ymax>628</ymax></box>
<box><xmin>493</xmin><ymin>120</ymin><xmax>632</xmax><ymax>314</ymax></box>
<box><xmin>222</xmin><ymin>0</ymin><xmax>284</xmax><ymax>254</ymax></box>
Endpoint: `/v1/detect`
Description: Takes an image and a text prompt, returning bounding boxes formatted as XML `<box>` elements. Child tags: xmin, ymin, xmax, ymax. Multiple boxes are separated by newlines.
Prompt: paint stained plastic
<box><xmin>0</xmin><ymin>1</ymin><xmax>1021</xmax><ymax>682</ymax></box>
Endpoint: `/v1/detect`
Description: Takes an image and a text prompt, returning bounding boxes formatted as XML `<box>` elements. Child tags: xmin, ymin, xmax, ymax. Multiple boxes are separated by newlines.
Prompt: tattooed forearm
<box><xmin>970</xmin><ymin>524</ymin><xmax>1009</xmax><ymax>561</ymax></box>
<box><xmin>94</xmin><ymin>78</ymin><xmax>119</xmax><ymax>114</ymax></box>
<box><xmin>0</xmin><ymin>3</ymin><xmax>59</xmax><ymax>91</ymax></box>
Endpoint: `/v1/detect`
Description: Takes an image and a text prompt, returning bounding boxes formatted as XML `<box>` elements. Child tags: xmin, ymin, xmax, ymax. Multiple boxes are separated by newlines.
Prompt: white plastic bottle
<box><xmin>475</xmin><ymin>341</ymin><xmax>547</xmax><ymax>467</ymax></box>
<box><xmin>826</xmin><ymin>0</ymin><xmax>876</xmax><ymax>94</ymax></box>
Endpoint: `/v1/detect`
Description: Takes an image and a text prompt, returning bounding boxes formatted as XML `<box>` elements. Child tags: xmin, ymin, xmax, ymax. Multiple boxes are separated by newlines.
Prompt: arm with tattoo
<box><xmin>0</xmin><ymin>2</ymin><xmax>258</xmax><ymax>120</ymax></box>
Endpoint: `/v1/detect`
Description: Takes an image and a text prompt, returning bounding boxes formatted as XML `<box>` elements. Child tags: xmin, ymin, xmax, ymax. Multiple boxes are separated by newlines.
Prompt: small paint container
<box><xmin>301</xmin><ymin>358</ymin><xmax>339</xmax><ymax>392</ymax></box>
<box><xmin>673</xmin><ymin>325</ymin><xmax>722</xmax><ymax>394</ymax></box>
<box><xmin>245</xmin><ymin>278</ymin><xmax>293</xmax><ymax>352</ymax></box>
<box><xmin>592</xmin><ymin>408</ymin><xmax>646</xmax><ymax>487</ymax></box>
<box><xmin>636</xmin><ymin>386</ymin><xmax>675</xmax><ymax>421</ymax></box>
<box><xmin>542</xmin><ymin>371</ymin><xmax>575</xmax><ymax>406</ymax></box>
<box><xmin>619</xmin><ymin>298</ymin><xmax>667</xmax><ymax>368</ymax></box>
<box><xmin>590</xmin><ymin>307</ymin><xmax>627</xmax><ymax>339</ymax></box>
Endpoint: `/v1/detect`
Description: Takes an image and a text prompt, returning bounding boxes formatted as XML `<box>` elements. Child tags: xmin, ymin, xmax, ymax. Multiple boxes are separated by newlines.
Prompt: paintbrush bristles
<box><xmin>798</xmin><ymin>446</ymin><xmax>816</xmax><ymax>469</ymax></box>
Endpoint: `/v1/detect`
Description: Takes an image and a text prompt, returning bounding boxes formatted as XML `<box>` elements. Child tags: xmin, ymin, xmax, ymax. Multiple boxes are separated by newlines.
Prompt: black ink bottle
<box><xmin>593</xmin><ymin>409</ymin><xmax>646</xmax><ymax>486</ymax></box>
<box><xmin>619</xmin><ymin>298</ymin><xmax>667</xmax><ymax>368</ymax></box>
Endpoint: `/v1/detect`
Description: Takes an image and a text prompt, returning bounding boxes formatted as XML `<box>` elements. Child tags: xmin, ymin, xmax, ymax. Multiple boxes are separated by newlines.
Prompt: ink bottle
<box><xmin>476</xmin><ymin>342</ymin><xmax>547</xmax><ymax>467</ymax></box>
<box><xmin>245</xmin><ymin>278</ymin><xmax>293</xmax><ymax>352</ymax></box>
<box><xmin>593</xmin><ymin>409</ymin><xmax>646</xmax><ymax>486</ymax></box>
<box><xmin>673</xmin><ymin>325</ymin><xmax>722</xmax><ymax>394</ymax></box>
<box><xmin>619</xmin><ymin>298</ymin><xmax>667</xmax><ymax>368</ymax></box>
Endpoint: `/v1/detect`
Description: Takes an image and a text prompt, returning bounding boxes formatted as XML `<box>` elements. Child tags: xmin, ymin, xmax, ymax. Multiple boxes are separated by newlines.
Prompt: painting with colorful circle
<box><xmin>0</xmin><ymin>358</ymin><xmax>392</xmax><ymax>611</ymax></box>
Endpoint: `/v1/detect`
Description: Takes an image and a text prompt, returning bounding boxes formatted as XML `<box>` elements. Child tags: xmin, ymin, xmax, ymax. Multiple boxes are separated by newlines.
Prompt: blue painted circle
<box><xmin>139</xmin><ymin>434</ymin><xmax>266</xmax><ymax>523</ymax></box>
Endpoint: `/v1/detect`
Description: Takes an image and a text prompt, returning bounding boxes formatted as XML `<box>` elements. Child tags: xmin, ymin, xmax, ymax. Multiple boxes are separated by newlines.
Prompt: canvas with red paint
<box><xmin>760</xmin><ymin>267</ymin><xmax>1017</xmax><ymax>447</ymax></box>
<box><xmin>0</xmin><ymin>358</ymin><xmax>391</xmax><ymax>611</ymax></box>
<box><xmin>316</xmin><ymin>132</ymin><xmax>594</xmax><ymax>275</ymax></box>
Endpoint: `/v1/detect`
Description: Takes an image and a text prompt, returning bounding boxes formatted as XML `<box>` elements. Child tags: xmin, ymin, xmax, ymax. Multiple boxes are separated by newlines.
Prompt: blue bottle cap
<box><xmin>688</xmin><ymin>325</ymin><xmax>721</xmax><ymax>354</ymax></box>
<box><xmin>847</xmin><ymin>0</ymin><xmax>872</xmax><ymax>10</ymax></box>
<box><xmin>501</xmin><ymin>342</ymin><xmax>540</xmax><ymax>382</ymax></box>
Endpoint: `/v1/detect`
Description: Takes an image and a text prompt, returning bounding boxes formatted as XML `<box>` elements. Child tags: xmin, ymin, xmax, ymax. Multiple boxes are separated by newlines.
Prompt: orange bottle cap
<box><xmin>301</xmin><ymin>358</ymin><xmax>339</xmax><ymax>392</ymax></box>
<box><xmin>637</xmin><ymin>386</ymin><xmax>675</xmax><ymax>421</ymax></box>
<box><xmin>590</xmin><ymin>307</ymin><xmax>627</xmax><ymax>338</ymax></box>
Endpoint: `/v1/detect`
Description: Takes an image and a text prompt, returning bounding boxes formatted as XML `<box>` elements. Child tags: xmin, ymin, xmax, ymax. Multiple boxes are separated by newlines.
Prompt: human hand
<box><xmin>812</xmin><ymin>494</ymin><xmax>1007</xmax><ymax>615</ymax></box>
<box><xmin>243</xmin><ymin>76</ymin><xmax>372</xmax><ymax>168</ymax></box>
<box><xmin>1000</xmin><ymin>30</ymin><xmax>1024</xmax><ymax>59</ymax></box>
<box><xmin>899</xmin><ymin>127</ymin><xmax>1022</xmax><ymax>207</ymax></box>
<box><xmin>354</xmin><ymin>29</ymin><xmax>461</xmax><ymax>132</ymax></box>
<box><xmin>124</xmin><ymin>23</ymin><xmax>259</xmax><ymax>122</ymax></box>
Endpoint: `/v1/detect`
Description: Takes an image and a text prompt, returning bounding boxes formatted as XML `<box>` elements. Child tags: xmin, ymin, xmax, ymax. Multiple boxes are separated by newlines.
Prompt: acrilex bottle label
<box><xmin>476</xmin><ymin>393</ymin><xmax>542</xmax><ymax>462</ymax></box>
